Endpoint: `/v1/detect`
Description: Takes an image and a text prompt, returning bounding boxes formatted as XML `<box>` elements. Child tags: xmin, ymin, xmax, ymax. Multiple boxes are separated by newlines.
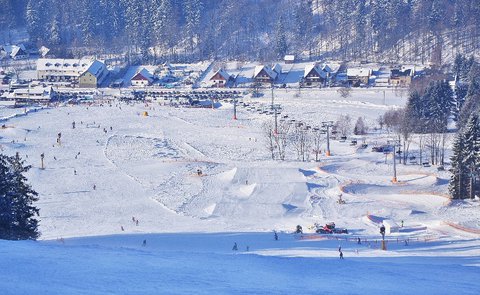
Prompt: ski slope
<box><xmin>0</xmin><ymin>88</ymin><xmax>479</xmax><ymax>294</ymax></box>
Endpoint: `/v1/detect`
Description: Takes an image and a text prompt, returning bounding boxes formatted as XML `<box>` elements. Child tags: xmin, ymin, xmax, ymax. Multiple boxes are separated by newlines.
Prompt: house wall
<box><xmin>79</xmin><ymin>72</ymin><xmax>98</xmax><ymax>88</ymax></box>
<box><xmin>131</xmin><ymin>79</ymin><xmax>150</xmax><ymax>87</ymax></box>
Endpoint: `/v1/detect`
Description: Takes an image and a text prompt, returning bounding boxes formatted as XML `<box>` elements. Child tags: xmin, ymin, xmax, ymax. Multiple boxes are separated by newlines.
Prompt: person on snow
<box><xmin>142</xmin><ymin>239</ymin><xmax>146</xmax><ymax>247</ymax></box>
<box><xmin>357</xmin><ymin>237</ymin><xmax>361</xmax><ymax>245</ymax></box>
<box><xmin>232</xmin><ymin>242</ymin><xmax>238</xmax><ymax>251</ymax></box>
<box><xmin>274</xmin><ymin>231</ymin><xmax>278</xmax><ymax>241</ymax></box>
<box><xmin>339</xmin><ymin>251</ymin><xmax>344</xmax><ymax>259</ymax></box>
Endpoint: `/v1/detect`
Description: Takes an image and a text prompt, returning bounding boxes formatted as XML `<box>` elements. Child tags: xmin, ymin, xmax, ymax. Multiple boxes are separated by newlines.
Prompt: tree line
<box><xmin>1</xmin><ymin>0</ymin><xmax>480</xmax><ymax>63</ymax></box>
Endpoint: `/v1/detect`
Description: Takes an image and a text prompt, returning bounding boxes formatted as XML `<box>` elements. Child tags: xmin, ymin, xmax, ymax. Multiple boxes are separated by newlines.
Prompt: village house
<box><xmin>303</xmin><ymin>63</ymin><xmax>327</xmax><ymax>86</ymax></box>
<box><xmin>389</xmin><ymin>68</ymin><xmax>414</xmax><ymax>87</ymax></box>
<box><xmin>346</xmin><ymin>68</ymin><xmax>372</xmax><ymax>87</ymax></box>
<box><xmin>209</xmin><ymin>69</ymin><xmax>231</xmax><ymax>87</ymax></box>
<box><xmin>131</xmin><ymin>68</ymin><xmax>154</xmax><ymax>87</ymax></box>
<box><xmin>79</xmin><ymin>60</ymin><xmax>108</xmax><ymax>88</ymax></box>
<box><xmin>253</xmin><ymin>64</ymin><xmax>281</xmax><ymax>84</ymax></box>
<box><xmin>36</xmin><ymin>58</ymin><xmax>107</xmax><ymax>87</ymax></box>
<box><xmin>1</xmin><ymin>44</ymin><xmax>28</xmax><ymax>60</ymax></box>
<box><xmin>284</xmin><ymin>55</ymin><xmax>295</xmax><ymax>64</ymax></box>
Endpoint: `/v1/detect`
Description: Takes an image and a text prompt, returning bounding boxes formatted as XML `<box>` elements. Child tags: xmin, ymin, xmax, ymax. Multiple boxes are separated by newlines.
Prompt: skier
<box><xmin>93</xmin><ymin>184</ymin><xmax>96</xmax><ymax>190</ymax></box>
<box><xmin>121</xmin><ymin>226</ymin><xmax>124</xmax><ymax>231</ymax></box>
<box><xmin>401</xmin><ymin>220</ymin><xmax>404</xmax><ymax>228</ymax></box>
<box><xmin>74</xmin><ymin>169</ymin><xmax>77</xmax><ymax>175</ymax></box>
<box><xmin>232</xmin><ymin>242</ymin><xmax>238</xmax><ymax>251</ymax></box>
<box><xmin>357</xmin><ymin>237</ymin><xmax>361</xmax><ymax>245</ymax></box>
<box><xmin>338</xmin><ymin>246</ymin><xmax>342</xmax><ymax>252</ymax></box>
<box><xmin>72</xmin><ymin>121</ymin><xmax>76</xmax><ymax>129</ymax></box>
<box><xmin>132</xmin><ymin>217</ymin><xmax>136</xmax><ymax>222</ymax></box>
<box><xmin>136</xmin><ymin>220</ymin><xmax>139</xmax><ymax>226</ymax></box>
<box><xmin>339</xmin><ymin>251</ymin><xmax>344</xmax><ymax>259</ymax></box>
<box><xmin>142</xmin><ymin>239</ymin><xmax>146</xmax><ymax>247</ymax></box>
<box><xmin>274</xmin><ymin>231</ymin><xmax>278</xmax><ymax>241</ymax></box>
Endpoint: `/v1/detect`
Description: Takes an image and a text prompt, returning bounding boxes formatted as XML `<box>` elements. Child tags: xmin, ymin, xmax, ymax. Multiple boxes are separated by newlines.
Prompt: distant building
<box><xmin>79</xmin><ymin>60</ymin><xmax>108</xmax><ymax>88</ymax></box>
<box><xmin>131</xmin><ymin>68</ymin><xmax>154</xmax><ymax>87</ymax></box>
<box><xmin>284</xmin><ymin>55</ymin><xmax>295</xmax><ymax>64</ymax></box>
<box><xmin>390</xmin><ymin>68</ymin><xmax>414</xmax><ymax>87</ymax></box>
<box><xmin>346</xmin><ymin>68</ymin><xmax>372</xmax><ymax>86</ymax></box>
<box><xmin>11</xmin><ymin>86</ymin><xmax>54</xmax><ymax>104</ymax></box>
<box><xmin>303</xmin><ymin>63</ymin><xmax>327</xmax><ymax>86</ymax></box>
<box><xmin>210</xmin><ymin>69</ymin><xmax>231</xmax><ymax>87</ymax></box>
<box><xmin>253</xmin><ymin>65</ymin><xmax>279</xmax><ymax>83</ymax></box>
<box><xmin>1</xmin><ymin>44</ymin><xmax>28</xmax><ymax>60</ymax></box>
<box><xmin>37</xmin><ymin>58</ymin><xmax>107</xmax><ymax>87</ymax></box>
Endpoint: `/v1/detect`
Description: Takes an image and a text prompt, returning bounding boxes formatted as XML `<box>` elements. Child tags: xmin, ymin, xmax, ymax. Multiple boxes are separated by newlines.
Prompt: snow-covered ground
<box><xmin>0</xmin><ymin>88</ymin><xmax>479</xmax><ymax>294</ymax></box>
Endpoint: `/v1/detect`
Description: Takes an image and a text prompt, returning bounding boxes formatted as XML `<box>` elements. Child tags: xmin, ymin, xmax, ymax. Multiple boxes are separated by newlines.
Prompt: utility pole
<box><xmin>233</xmin><ymin>95</ymin><xmax>237</xmax><ymax>120</ymax></box>
<box><xmin>388</xmin><ymin>139</ymin><xmax>400</xmax><ymax>183</ymax></box>
<box><xmin>271</xmin><ymin>84</ymin><xmax>274</xmax><ymax>110</ymax></box>
<box><xmin>322</xmin><ymin>121</ymin><xmax>334</xmax><ymax>156</ymax></box>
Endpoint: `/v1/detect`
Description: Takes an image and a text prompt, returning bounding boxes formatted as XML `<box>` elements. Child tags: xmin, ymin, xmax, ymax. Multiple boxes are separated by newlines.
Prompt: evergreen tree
<box><xmin>449</xmin><ymin>130</ymin><xmax>469</xmax><ymax>199</ymax></box>
<box><xmin>275</xmin><ymin>16</ymin><xmax>288</xmax><ymax>58</ymax></box>
<box><xmin>25</xmin><ymin>0</ymin><xmax>42</xmax><ymax>43</ymax></box>
<box><xmin>184</xmin><ymin>0</ymin><xmax>203</xmax><ymax>52</ymax></box>
<box><xmin>0</xmin><ymin>153</ymin><xmax>40</xmax><ymax>240</ymax></box>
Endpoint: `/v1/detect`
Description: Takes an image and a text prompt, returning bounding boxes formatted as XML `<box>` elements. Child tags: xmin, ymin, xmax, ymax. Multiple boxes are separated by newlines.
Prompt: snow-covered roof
<box><xmin>210</xmin><ymin>69</ymin><xmax>230</xmax><ymax>81</ymax></box>
<box><xmin>253</xmin><ymin>65</ymin><xmax>278</xmax><ymax>80</ymax></box>
<box><xmin>304</xmin><ymin>64</ymin><xmax>326</xmax><ymax>78</ymax></box>
<box><xmin>132</xmin><ymin>68</ymin><xmax>154</xmax><ymax>82</ymax></box>
<box><xmin>10</xmin><ymin>46</ymin><xmax>26</xmax><ymax>57</ymax></box>
<box><xmin>1</xmin><ymin>44</ymin><xmax>26</xmax><ymax>55</ymax></box>
<box><xmin>37</xmin><ymin>58</ymin><xmax>95</xmax><ymax>73</ymax></box>
<box><xmin>272</xmin><ymin>63</ymin><xmax>282</xmax><ymax>74</ymax></box>
<box><xmin>39</xmin><ymin>46</ymin><xmax>50</xmax><ymax>58</ymax></box>
<box><xmin>284</xmin><ymin>55</ymin><xmax>295</xmax><ymax>61</ymax></box>
<box><xmin>84</xmin><ymin>60</ymin><xmax>106</xmax><ymax>77</ymax></box>
<box><xmin>347</xmin><ymin>68</ymin><xmax>372</xmax><ymax>77</ymax></box>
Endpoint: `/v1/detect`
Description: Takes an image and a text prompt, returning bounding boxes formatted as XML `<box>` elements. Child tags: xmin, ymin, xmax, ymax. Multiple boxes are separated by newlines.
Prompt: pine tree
<box><xmin>275</xmin><ymin>16</ymin><xmax>288</xmax><ymax>59</ymax></box>
<box><xmin>449</xmin><ymin>130</ymin><xmax>468</xmax><ymax>199</ymax></box>
<box><xmin>0</xmin><ymin>153</ymin><xmax>40</xmax><ymax>240</ymax></box>
<box><xmin>184</xmin><ymin>0</ymin><xmax>203</xmax><ymax>52</ymax></box>
<box><xmin>25</xmin><ymin>0</ymin><xmax>41</xmax><ymax>43</ymax></box>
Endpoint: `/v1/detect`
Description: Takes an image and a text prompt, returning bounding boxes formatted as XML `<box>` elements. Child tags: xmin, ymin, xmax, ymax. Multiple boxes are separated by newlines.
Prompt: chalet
<box><xmin>390</xmin><ymin>68</ymin><xmax>413</xmax><ymax>87</ymax></box>
<box><xmin>131</xmin><ymin>68</ymin><xmax>154</xmax><ymax>87</ymax></box>
<box><xmin>284</xmin><ymin>55</ymin><xmax>295</xmax><ymax>64</ymax></box>
<box><xmin>10</xmin><ymin>46</ymin><xmax>28</xmax><ymax>60</ymax></box>
<box><xmin>209</xmin><ymin>69</ymin><xmax>231</xmax><ymax>87</ymax></box>
<box><xmin>37</xmin><ymin>58</ymin><xmax>106</xmax><ymax>86</ymax></box>
<box><xmin>253</xmin><ymin>65</ymin><xmax>278</xmax><ymax>83</ymax></box>
<box><xmin>79</xmin><ymin>60</ymin><xmax>108</xmax><ymax>88</ymax></box>
<box><xmin>1</xmin><ymin>44</ymin><xmax>28</xmax><ymax>60</ymax></box>
<box><xmin>303</xmin><ymin>64</ymin><xmax>327</xmax><ymax>85</ymax></box>
<box><xmin>346</xmin><ymin>68</ymin><xmax>372</xmax><ymax>86</ymax></box>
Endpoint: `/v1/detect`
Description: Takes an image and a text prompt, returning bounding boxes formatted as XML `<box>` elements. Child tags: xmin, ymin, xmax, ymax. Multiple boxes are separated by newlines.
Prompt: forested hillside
<box><xmin>0</xmin><ymin>0</ymin><xmax>480</xmax><ymax>64</ymax></box>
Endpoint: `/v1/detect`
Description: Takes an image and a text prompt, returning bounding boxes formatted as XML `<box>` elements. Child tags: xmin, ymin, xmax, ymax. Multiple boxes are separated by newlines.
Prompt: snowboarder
<box><xmin>339</xmin><ymin>251</ymin><xmax>344</xmax><ymax>259</ymax></box>
<box><xmin>295</xmin><ymin>225</ymin><xmax>303</xmax><ymax>234</ymax></box>
<box><xmin>232</xmin><ymin>242</ymin><xmax>238</xmax><ymax>251</ymax></box>
<box><xmin>274</xmin><ymin>231</ymin><xmax>278</xmax><ymax>241</ymax></box>
<box><xmin>142</xmin><ymin>239</ymin><xmax>146</xmax><ymax>247</ymax></box>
